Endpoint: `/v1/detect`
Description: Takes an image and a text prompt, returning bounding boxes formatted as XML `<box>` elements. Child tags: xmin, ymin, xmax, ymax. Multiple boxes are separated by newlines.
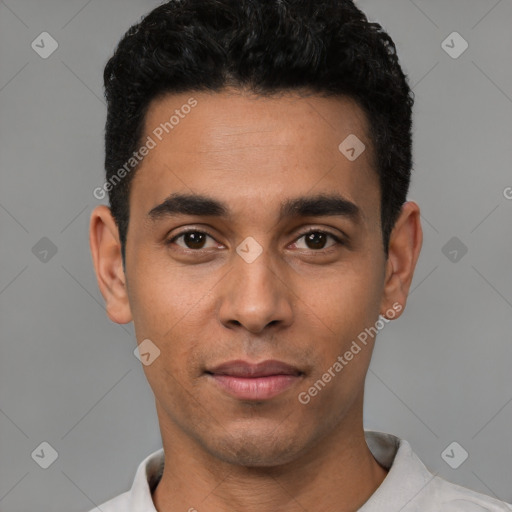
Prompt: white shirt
<box><xmin>88</xmin><ymin>430</ymin><xmax>512</xmax><ymax>511</ymax></box>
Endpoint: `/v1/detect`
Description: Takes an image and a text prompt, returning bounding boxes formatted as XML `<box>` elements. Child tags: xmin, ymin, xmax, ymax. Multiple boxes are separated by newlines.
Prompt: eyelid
<box><xmin>295</xmin><ymin>227</ymin><xmax>345</xmax><ymax>242</ymax></box>
<box><xmin>167</xmin><ymin>227</ymin><xmax>222</xmax><ymax>249</ymax></box>
<box><xmin>166</xmin><ymin>226</ymin><xmax>346</xmax><ymax>250</ymax></box>
<box><xmin>290</xmin><ymin>228</ymin><xmax>345</xmax><ymax>252</ymax></box>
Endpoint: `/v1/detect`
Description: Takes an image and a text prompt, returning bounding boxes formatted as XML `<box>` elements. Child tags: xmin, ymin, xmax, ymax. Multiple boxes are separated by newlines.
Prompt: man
<box><xmin>88</xmin><ymin>0</ymin><xmax>511</xmax><ymax>510</ymax></box>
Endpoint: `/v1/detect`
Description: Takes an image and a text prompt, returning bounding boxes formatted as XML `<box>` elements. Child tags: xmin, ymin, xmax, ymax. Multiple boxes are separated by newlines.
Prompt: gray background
<box><xmin>0</xmin><ymin>0</ymin><xmax>511</xmax><ymax>510</ymax></box>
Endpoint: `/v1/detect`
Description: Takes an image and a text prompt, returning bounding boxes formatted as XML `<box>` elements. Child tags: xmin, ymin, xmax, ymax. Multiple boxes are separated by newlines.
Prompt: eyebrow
<box><xmin>147</xmin><ymin>192</ymin><xmax>362</xmax><ymax>224</ymax></box>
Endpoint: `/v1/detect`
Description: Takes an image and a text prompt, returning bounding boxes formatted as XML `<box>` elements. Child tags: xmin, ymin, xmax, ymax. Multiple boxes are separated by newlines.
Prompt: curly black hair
<box><xmin>103</xmin><ymin>0</ymin><xmax>414</xmax><ymax>260</ymax></box>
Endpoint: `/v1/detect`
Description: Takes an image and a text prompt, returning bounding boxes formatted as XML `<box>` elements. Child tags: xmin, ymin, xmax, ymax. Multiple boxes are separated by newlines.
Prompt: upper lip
<box><xmin>206</xmin><ymin>359</ymin><xmax>303</xmax><ymax>378</ymax></box>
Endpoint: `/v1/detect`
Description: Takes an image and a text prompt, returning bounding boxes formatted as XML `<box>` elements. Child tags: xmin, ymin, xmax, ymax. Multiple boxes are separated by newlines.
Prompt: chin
<box><xmin>201</xmin><ymin>425</ymin><xmax>309</xmax><ymax>468</ymax></box>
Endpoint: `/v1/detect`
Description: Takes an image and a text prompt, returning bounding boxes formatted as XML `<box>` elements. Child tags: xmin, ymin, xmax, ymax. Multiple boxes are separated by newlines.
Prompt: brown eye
<box><xmin>293</xmin><ymin>230</ymin><xmax>342</xmax><ymax>251</ymax></box>
<box><xmin>305</xmin><ymin>232</ymin><xmax>328</xmax><ymax>250</ymax></box>
<box><xmin>182</xmin><ymin>232</ymin><xmax>207</xmax><ymax>249</ymax></box>
<box><xmin>167</xmin><ymin>230</ymin><xmax>217</xmax><ymax>250</ymax></box>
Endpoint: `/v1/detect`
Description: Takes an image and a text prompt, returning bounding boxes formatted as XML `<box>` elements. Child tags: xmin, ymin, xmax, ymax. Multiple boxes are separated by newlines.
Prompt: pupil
<box><xmin>185</xmin><ymin>232</ymin><xmax>205</xmax><ymax>249</ymax></box>
<box><xmin>182</xmin><ymin>232</ymin><xmax>327</xmax><ymax>250</ymax></box>
<box><xmin>307</xmin><ymin>232</ymin><xmax>325</xmax><ymax>249</ymax></box>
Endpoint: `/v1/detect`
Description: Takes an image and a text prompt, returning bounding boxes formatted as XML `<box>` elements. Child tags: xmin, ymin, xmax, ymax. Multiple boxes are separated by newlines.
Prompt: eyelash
<box><xmin>165</xmin><ymin>228</ymin><xmax>345</xmax><ymax>253</ymax></box>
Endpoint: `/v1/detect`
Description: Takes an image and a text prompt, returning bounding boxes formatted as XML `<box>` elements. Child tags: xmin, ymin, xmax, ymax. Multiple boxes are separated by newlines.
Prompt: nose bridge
<box><xmin>236</xmin><ymin>245</ymin><xmax>278</xmax><ymax>297</ymax></box>
<box><xmin>218</xmin><ymin>240</ymin><xmax>293</xmax><ymax>333</ymax></box>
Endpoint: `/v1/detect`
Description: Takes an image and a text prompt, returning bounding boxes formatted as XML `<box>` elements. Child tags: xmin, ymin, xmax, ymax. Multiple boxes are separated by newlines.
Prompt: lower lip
<box><xmin>209</xmin><ymin>374</ymin><xmax>300</xmax><ymax>400</ymax></box>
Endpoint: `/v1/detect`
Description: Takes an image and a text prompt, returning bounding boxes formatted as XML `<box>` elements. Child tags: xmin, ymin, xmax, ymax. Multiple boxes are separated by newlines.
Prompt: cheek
<box><xmin>128</xmin><ymin>255</ymin><xmax>215</xmax><ymax>339</ymax></box>
<box><xmin>297</xmin><ymin>259</ymin><xmax>383</xmax><ymax>345</ymax></box>
<box><xmin>129</xmin><ymin>268</ymin><xmax>207</xmax><ymax>392</ymax></box>
<box><xmin>295</xmin><ymin>268</ymin><xmax>380</xmax><ymax>411</ymax></box>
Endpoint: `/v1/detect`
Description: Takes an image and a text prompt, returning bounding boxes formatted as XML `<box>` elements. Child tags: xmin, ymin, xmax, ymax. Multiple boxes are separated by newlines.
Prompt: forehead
<box><xmin>131</xmin><ymin>89</ymin><xmax>380</xmax><ymax>229</ymax></box>
<box><xmin>142</xmin><ymin>88</ymin><xmax>371</xmax><ymax>157</ymax></box>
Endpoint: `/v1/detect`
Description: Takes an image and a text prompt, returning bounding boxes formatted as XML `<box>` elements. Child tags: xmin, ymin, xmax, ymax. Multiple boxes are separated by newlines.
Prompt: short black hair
<box><xmin>103</xmin><ymin>0</ymin><xmax>414</xmax><ymax>261</ymax></box>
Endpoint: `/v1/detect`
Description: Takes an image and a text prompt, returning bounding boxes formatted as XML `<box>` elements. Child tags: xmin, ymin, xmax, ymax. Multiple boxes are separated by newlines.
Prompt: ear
<box><xmin>380</xmin><ymin>201</ymin><xmax>423</xmax><ymax>319</ymax></box>
<box><xmin>89</xmin><ymin>205</ymin><xmax>132</xmax><ymax>324</ymax></box>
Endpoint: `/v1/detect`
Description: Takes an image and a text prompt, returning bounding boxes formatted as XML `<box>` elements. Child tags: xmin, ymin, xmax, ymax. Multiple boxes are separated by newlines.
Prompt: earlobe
<box><xmin>379</xmin><ymin>201</ymin><xmax>423</xmax><ymax>319</ymax></box>
<box><xmin>89</xmin><ymin>205</ymin><xmax>133</xmax><ymax>324</ymax></box>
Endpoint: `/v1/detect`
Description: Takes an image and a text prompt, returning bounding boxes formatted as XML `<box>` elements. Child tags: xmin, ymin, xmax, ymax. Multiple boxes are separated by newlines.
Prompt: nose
<box><xmin>217</xmin><ymin>247</ymin><xmax>294</xmax><ymax>334</ymax></box>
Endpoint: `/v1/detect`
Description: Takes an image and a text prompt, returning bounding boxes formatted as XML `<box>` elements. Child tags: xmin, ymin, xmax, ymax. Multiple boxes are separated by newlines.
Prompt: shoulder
<box><xmin>417</xmin><ymin>474</ymin><xmax>512</xmax><ymax>511</ymax></box>
<box><xmin>86</xmin><ymin>491</ymin><xmax>130</xmax><ymax>512</ymax></box>
<box><xmin>83</xmin><ymin>447</ymin><xmax>164</xmax><ymax>512</ymax></box>
<box><xmin>363</xmin><ymin>431</ymin><xmax>511</xmax><ymax>512</ymax></box>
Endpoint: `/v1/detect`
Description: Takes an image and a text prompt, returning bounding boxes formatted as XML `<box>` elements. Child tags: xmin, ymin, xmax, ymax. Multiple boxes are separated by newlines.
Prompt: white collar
<box><xmin>97</xmin><ymin>430</ymin><xmax>511</xmax><ymax>512</ymax></box>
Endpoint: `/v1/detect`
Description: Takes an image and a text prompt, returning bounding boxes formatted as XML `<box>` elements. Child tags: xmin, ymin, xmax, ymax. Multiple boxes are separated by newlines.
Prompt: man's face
<box><xmin>108</xmin><ymin>89</ymin><xmax>399</xmax><ymax>466</ymax></box>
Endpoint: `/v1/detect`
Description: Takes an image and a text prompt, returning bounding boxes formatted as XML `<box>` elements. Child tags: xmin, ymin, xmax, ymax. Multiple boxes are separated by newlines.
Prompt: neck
<box><xmin>152</xmin><ymin>403</ymin><xmax>388</xmax><ymax>512</ymax></box>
